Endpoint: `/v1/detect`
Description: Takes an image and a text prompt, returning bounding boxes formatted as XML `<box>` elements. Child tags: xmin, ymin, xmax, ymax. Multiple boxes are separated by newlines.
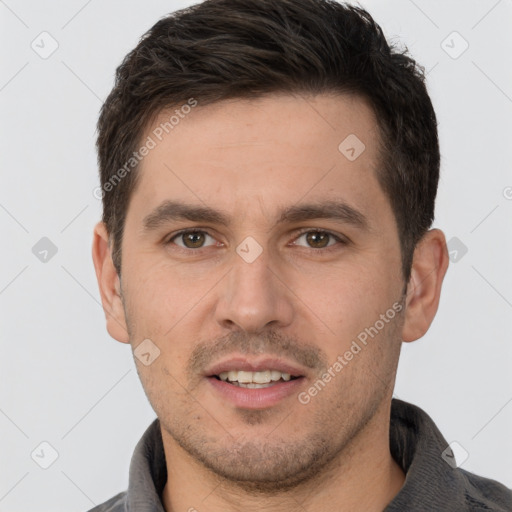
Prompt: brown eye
<box><xmin>182</xmin><ymin>232</ymin><xmax>205</xmax><ymax>248</ymax></box>
<box><xmin>294</xmin><ymin>230</ymin><xmax>341</xmax><ymax>249</ymax></box>
<box><xmin>168</xmin><ymin>230</ymin><xmax>216</xmax><ymax>249</ymax></box>
<box><xmin>305</xmin><ymin>231</ymin><xmax>330</xmax><ymax>248</ymax></box>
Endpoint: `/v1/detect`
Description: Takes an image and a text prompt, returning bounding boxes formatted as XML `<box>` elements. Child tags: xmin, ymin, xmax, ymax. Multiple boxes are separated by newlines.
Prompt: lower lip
<box><xmin>207</xmin><ymin>377</ymin><xmax>305</xmax><ymax>409</ymax></box>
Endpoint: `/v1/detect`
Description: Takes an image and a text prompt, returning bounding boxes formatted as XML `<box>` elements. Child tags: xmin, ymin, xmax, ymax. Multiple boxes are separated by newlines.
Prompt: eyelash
<box><xmin>164</xmin><ymin>228</ymin><xmax>348</xmax><ymax>254</ymax></box>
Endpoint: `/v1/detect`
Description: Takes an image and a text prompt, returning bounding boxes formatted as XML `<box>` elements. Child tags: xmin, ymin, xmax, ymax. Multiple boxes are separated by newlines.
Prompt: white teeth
<box><xmin>271</xmin><ymin>370</ymin><xmax>282</xmax><ymax>381</ymax></box>
<box><xmin>240</xmin><ymin>382</ymin><xmax>274</xmax><ymax>389</ymax></box>
<box><xmin>253</xmin><ymin>370</ymin><xmax>271</xmax><ymax>383</ymax></box>
<box><xmin>237</xmin><ymin>371</ymin><xmax>253</xmax><ymax>383</ymax></box>
<box><xmin>217</xmin><ymin>370</ymin><xmax>295</xmax><ymax>384</ymax></box>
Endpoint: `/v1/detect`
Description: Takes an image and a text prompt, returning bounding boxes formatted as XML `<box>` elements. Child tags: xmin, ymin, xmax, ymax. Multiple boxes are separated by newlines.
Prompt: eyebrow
<box><xmin>142</xmin><ymin>199</ymin><xmax>370</xmax><ymax>232</ymax></box>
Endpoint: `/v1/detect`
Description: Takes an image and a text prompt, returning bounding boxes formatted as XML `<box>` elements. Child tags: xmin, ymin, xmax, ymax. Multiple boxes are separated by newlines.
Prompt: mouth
<box><xmin>211</xmin><ymin>369</ymin><xmax>301</xmax><ymax>389</ymax></box>
<box><xmin>204</xmin><ymin>357</ymin><xmax>306</xmax><ymax>409</ymax></box>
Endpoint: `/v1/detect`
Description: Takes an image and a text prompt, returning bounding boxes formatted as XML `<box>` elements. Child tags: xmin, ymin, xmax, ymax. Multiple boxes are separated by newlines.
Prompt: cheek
<box><xmin>136</xmin><ymin>359</ymin><xmax>197</xmax><ymax>424</ymax></box>
<box><xmin>121</xmin><ymin>265</ymin><xmax>211</xmax><ymax>379</ymax></box>
<box><xmin>295</xmin><ymin>263</ymin><xmax>401</xmax><ymax>359</ymax></box>
<box><xmin>297</xmin><ymin>265</ymin><xmax>376</xmax><ymax>328</ymax></box>
<box><xmin>123</xmin><ymin>260</ymin><xmax>214</xmax><ymax>333</ymax></box>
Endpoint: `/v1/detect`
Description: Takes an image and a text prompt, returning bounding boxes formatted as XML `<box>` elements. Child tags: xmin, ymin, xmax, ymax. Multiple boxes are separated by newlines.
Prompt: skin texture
<box><xmin>93</xmin><ymin>93</ymin><xmax>449</xmax><ymax>511</ymax></box>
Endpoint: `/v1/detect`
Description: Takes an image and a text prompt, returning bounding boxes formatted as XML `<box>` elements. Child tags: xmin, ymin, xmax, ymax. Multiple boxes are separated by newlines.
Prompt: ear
<box><xmin>91</xmin><ymin>221</ymin><xmax>130</xmax><ymax>343</ymax></box>
<box><xmin>402</xmin><ymin>229</ymin><xmax>449</xmax><ymax>343</ymax></box>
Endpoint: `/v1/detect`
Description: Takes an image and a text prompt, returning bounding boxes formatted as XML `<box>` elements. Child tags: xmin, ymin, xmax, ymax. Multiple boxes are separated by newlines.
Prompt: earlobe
<box><xmin>402</xmin><ymin>229</ymin><xmax>449</xmax><ymax>343</ymax></box>
<box><xmin>91</xmin><ymin>221</ymin><xmax>130</xmax><ymax>344</ymax></box>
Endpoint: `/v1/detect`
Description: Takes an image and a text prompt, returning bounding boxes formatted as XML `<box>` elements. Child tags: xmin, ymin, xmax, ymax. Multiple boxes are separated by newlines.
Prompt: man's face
<box><xmin>118</xmin><ymin>93</ymin><xmax>406</xmax><ymax>488</ymax></box>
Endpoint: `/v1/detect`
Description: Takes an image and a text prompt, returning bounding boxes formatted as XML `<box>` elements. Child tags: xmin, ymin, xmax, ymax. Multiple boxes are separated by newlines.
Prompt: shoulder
<box><xmin>388</xmin><ymin>399</ymin><xmax>512</xmax><ymax>511</ymax></box>
<box><xmin>86</xmin><ymin>491</ymin><xmax>127</xmax><ymax>512</ymax></box>
<box><xmin>459</xmin><ymin>468</ymin><xmax>512</xmax><ymax>511</ymax></box>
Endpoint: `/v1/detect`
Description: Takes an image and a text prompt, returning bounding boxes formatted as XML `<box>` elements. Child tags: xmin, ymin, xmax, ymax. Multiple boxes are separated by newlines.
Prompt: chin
<box><xmin>174</xmin><ymin>429</ymin><xmax>338</xmax><ymax>494</ymax></box>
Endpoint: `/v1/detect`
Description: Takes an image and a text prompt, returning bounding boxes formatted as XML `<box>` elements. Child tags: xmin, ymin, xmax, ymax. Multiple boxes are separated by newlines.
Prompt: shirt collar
<box><xmin>126</xmin><ymin>418</ymin><xmax>167</xmax><ymax>512</ymax></box>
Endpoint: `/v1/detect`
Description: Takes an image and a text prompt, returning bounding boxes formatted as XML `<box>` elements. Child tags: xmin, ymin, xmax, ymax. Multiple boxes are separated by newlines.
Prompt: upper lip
<box><xmin>205</xmin><ymin>356</ymin><xmax>306</xmax><ymax>378</ymax></box>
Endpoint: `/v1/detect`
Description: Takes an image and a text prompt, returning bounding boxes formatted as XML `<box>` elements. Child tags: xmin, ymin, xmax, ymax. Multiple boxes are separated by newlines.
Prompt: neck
<box><xmin>160</xmin><ymin>399</ymin><xmax>405</xmax><ymax>512</ymax></box>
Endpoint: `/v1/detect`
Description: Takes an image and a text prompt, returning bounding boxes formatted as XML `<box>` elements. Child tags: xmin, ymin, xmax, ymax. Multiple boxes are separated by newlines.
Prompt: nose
<box><xmin>214</xmin><ymin>244</ymin><xmax>294</xmax><ymax>333</ymax></box>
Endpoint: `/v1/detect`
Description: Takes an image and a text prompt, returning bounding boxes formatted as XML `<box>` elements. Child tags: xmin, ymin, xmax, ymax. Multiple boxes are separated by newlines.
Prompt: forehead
<box><xmin>130</xmin><ymin>93</ymin><xmax>389</xmax><ymax>228</ymax></box>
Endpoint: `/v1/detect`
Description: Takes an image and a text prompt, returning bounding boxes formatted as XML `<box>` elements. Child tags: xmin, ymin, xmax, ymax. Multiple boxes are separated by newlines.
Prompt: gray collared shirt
<box><xmin>88</xmin><ymin>399</ymin><xmax>512</xmax><ymax>511</ymax></box>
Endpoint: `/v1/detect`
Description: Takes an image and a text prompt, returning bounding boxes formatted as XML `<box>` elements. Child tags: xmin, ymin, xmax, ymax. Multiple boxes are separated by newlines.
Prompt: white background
<box><xmin>1</xmin><ymin>1</ymin><xmax>511</xmax><ymax>510</ymax></box>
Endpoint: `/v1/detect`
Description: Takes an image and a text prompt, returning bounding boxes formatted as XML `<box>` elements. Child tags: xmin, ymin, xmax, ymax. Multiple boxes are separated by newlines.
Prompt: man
<box><xmin>90</xmin><ymin>0</ymin><xmax>512</xmax><ymax>510</ymax></box>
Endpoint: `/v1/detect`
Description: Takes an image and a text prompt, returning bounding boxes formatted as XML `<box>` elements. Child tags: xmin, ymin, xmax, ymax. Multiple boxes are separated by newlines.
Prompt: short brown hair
<box><xmin>96</xmin><ymin>0</ymin><xmax>439</xmax><ymax>281</ymax></box>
